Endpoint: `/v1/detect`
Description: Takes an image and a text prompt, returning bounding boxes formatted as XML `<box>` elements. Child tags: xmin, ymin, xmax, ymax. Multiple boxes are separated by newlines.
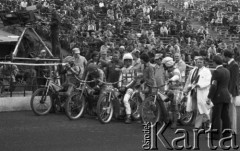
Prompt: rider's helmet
<box><xmin>86</xmin><ymin>63</ymin><xmax>99</xmax><ymax>78</ymax></box>
<box><xmin>122</xmin><ymin>53</ymin><xmax>133</xmax><ymax>67</ymax></box>
<box><xmin>123</xmin><ymin>53</ymin><xmax>133</xmax><ymax>60</ymax></box>
<box><xmin>161</xmin><ymin>57</ymin><xmax>174</xmax><ymax>69</ymax></box>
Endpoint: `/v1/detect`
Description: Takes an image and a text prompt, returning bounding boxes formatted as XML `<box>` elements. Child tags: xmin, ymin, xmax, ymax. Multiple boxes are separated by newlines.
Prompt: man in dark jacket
<box><xmin>105</xmin><ymin>51</ymin><xmax>123</xmax><ymax>87</ymax></box>
<box><xmin>223</xmin><ymin>50</ymin><xmax>239</xmax><ymax>134</ymax></box>
<box><xmin>208</xmin><ymin>55</ymin><xmax>231</xmax><ymax>140</ymax></box>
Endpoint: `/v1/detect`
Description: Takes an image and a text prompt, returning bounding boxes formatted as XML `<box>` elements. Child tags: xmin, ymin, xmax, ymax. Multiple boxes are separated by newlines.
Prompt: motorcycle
<box><xmin>65</xmin><ymin>76</ymin><xmax>101</xmax><ymax>120</ymax></box>
<box><xmin>141</xmin><ymin>83</ymin><xmax>196</xmax><ymax>126</ymax></box>
<box><xmin>96</xmin><ymin>80</ymin><xmax>142</xmax><ymax>124</ymax></box>
<box><xmin>30</xmin><ymin>74</ymin><xmax>68</xmax><ymax>116</ymax></box>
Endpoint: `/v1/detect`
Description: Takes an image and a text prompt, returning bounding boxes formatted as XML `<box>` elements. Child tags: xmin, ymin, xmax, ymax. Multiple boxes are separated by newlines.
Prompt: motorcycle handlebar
<box><xmin>74</xmin><ymin>75</ymin><xmax>96</xmax><ymax>83</ymax></box>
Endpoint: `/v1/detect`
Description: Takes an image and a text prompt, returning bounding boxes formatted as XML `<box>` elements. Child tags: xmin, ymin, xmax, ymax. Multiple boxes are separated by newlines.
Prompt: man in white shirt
<box><xmin>207</xmin><ymin>44</ymin><xmax>217</xmax><ymax>60</ymax></box>
<box><xmin>160</xmin><ymin>24</ymin><xmax>168</xmax><ymax>36</ymax></box>
<box><xmin>100</xmin><ymin>42</ymin><xmax>110</xmax><ymax>53</ymax></box>
<box><xmin>20</xmin><ymin>0</ymin><xmax>28</xmax><ymax>10</ymax></box>
<box><xmin>174</xmin><ymin>53</ymin><xmax>186</xmax><ymax>83</ymax></box>
<box><xmin>72</xmin><ymin>48</ymin><xmax>87</xmax><ymax>78</ymax></box>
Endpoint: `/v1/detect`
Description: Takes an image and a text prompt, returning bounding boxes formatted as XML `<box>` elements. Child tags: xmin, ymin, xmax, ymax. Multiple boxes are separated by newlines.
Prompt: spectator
<box><xmin>174</xmin><ymin>53</ymin><xmax>186</xmax><ymax>83</ymax></box>
<box><xmin>20</xmin><ymin>0</ymin><xmax>28</xmax><ymax>10</ymax></box>
<box><xmin>207</xmin><ymin>44</ymin><xmax>217</xmax><ymax>60</ymax></box>
<box><xmin>72</xmin><ymin>48</ymin><xmax>87</xmax><ymax>78</ymax></box>
<box><xmin>100</xmin><ymin>42</ymin><xmax>110</xmax><ymax>52</ymax></box>
<box><xmin>160</xmin><ymin>23</ymin><xmax>168</xmax><ymax>37</ymax></box>
<box><xmin>35</xmin><ymin>50</ymin><xmax>50</xmax><ymax>87</ymax></box>
<box><xmin>154</xmin><ymin>53</ymin><xmax>165</xmax><ymax>90</ymax></box>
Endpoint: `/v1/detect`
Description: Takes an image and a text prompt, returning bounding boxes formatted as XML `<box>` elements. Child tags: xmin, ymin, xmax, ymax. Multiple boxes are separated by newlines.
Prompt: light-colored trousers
<box><xmin>229</xmin><ymin>95</ymin><xmax>237</xmax><ymax>134</ymax></box>
<box><xmin>123</xmin><ymin>88</ymin><xmax>134</xmax><ymax>115</ymax></box>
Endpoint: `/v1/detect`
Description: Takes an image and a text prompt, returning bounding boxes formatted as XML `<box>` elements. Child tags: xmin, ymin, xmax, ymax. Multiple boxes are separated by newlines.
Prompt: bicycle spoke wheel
<box><xmin>65</xmin><ymin>92</ymin><xmax>86</xmax><ymax>120</ymax></box>
<box><xmin>30</xmin><ymin>88</ymin><xmax>52</xmax><ymax>116</ymax></box>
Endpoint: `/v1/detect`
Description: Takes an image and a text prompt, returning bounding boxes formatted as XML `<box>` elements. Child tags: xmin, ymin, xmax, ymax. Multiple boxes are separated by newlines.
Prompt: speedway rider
<box><xmin>82</xmin><ymin>63</ymin><xmax>105</xmax><ymax>114</ymax></box>
<box><xmin>59</xmin><ymin>56</ymin><xmax>80</xmax><ymax>96</ymax></box>
<box><xmin>162</xmin><ymin>57</ymin><xmax>182</xmax><ymax>129</ymax></box>
<box><xmin>118</xmin><ymin>53</ymin><xmax>137</xmax><ymax>124</ymax></box>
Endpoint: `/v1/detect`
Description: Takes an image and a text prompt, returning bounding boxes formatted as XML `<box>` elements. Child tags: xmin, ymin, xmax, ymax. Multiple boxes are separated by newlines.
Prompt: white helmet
<box><xmin>165</xmin><ymin>60</ymin><xmax>175</xmax><ymax>67</ymax></box>
<box><xmin>162</xmin><ymin>57</ymin><xmax>174</xmax><ymax>68</ymax></box>
<box><xmin>123</xmin><ymin>53</ymin><xmax>133</xmax><ymax>60</ymax></box>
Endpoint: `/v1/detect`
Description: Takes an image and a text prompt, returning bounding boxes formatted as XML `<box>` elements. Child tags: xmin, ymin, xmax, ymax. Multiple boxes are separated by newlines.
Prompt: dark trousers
<box><xmin>211</xmin><ymin>103</ymin><xmax>231</xmax><ymax>139</ymax></box>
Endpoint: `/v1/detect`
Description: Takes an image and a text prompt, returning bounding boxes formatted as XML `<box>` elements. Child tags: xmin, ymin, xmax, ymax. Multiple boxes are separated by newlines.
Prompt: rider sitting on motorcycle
<box><xmin>82</xmin><ymin>63</ymin><xmax>105</xmax><ymax>89</ymax></box>
<box><xmin>162</xmin><ymin>57</ymin><xmax>182</xmax><ymax>129</ymax></box>
<box><xmin>118</xmin><ymin>53</ymin><xmax>137</xmax><ymax>124</ymax></box>
<box><xmin>82</xmin><ymin>63</ymin><xmax>105</xmax><ymax>114</ymax></box>
<box><xmin>59</xmin><ymin>56</ymin><xmax>80</xmax><ymax>96</ymax></box>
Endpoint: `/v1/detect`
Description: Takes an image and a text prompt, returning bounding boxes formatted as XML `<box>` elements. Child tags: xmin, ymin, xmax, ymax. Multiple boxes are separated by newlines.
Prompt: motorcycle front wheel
<box><xmin>130</xmin><ymin>94</ymin><xmax>142</xmax><ymax>121</ymax></box>
<box><xmin>141</xmin><ymin>96</ymin><xmax>161</xmax><ymax>125</ymax></box>
<box><xmin>97</xmin><ymin>93</ymin><xmax>114</xmax><ymax>124</ymax></box>
<box><xmin>30</xmin><ymin>88</ymin><xmax>53</xmax><ymax>116</ymax></box>
<box><xmin>65</xmin><ymin>92</ymin><xmax>86</xmax><ymax>120</ymax></box>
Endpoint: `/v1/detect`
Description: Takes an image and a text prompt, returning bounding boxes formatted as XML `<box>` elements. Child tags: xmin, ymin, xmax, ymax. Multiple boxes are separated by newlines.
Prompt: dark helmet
<box><xmin>86</xmin><ymin>63</ymin><xmax>99</xmax><ymax>75</ymax></box>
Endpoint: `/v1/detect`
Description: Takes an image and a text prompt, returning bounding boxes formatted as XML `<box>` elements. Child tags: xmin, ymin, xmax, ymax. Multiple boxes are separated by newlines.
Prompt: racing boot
<box><xmin>125</xmin><ymin>114</ymin><xmax>132</xmax><ymax>124</ymax></box>
<box><xmin>170</xmin><ymin>112</ymin><xmax>178</xmax><ymax>129</ymax></box>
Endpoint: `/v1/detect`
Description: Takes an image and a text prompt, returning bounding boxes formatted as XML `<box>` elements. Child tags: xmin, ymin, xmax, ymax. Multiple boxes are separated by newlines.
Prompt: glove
<box><xmin>119</xmin><ymin>87</ymin><xmax>126</xmax><ymax>93</ymax></box>
<box><xmin>140</xmin><ymin>79</ymin><xmax>145</xmax><ymax>84</ymax></box>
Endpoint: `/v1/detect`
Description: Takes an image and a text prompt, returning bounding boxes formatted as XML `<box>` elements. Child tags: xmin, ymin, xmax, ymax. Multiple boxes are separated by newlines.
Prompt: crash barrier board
<box><xmin>0</xmin><ymin>91</ymin><xmax>32</xmax><ymax>112</ymax></box>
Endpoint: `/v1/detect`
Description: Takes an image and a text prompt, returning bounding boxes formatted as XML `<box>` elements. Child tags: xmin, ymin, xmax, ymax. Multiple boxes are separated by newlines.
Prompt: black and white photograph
<box><xmin>0</xmin><ymin>0</ymin><xmax>239</xmax><ymax>150</ymax></box>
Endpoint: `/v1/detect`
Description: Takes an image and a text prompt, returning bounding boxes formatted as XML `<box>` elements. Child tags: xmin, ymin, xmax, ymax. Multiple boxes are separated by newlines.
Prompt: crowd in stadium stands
<box><xmin>0</xmin><ymin>0</ymin><xmax>239</xmax><ymax>64</ymax></box>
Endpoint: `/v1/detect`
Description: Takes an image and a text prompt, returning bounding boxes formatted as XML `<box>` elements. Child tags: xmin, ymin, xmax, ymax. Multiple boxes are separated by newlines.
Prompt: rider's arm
<box><xmin>69</xmin><ymin>66</ymin><xmax>80</xmax><ymax>76</ymax></box>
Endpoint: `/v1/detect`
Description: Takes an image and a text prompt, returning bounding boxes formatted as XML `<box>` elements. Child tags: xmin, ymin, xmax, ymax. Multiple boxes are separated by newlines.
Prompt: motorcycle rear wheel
<box><xmin>178</xmin><ymin>98</ymin><xmax>196</xmax><ymax>126</ymax></box>
<box><xmin>97</xmin><ymin>94</ymin><xmax>114</xmax><ymax>124</ymax></box>
<box><xmin>65</xmin><ymin>92</ymin><xmax>86</xmax><ymax>120</ymax></box>
<box><xmin>141</xmin><ymin>96</ymin><xmax>161</xmax><ymax>125</ymax></box>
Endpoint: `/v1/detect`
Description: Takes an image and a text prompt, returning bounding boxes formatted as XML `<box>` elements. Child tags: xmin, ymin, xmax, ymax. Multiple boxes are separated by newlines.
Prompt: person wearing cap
<box><xmin>161</xmin><ymin>56</ymin><xmax>182</xmax><ymax>129</ymax></box>
<box><xmin>154</xmin><ymin>53</ymin><xmax>165</xmax><ymax>91</ymax></box>
<box><xmin>59</xmin><ymin>56</ymin><xmax>80</xmax><ymax>96</ymax></box>
<box><xmin>119</xmin><ymin>46</ymin><xmax>125</xmax><ymax>52</ymax></box>
<box><xmin>72</xmin><ymin>48</ymin><xmax>87</xmax><ymax>79</ymax></box>
<box><xmin>184</xmin><ymin>56</ymin><xmax>212</xmax><ymax>130</ymax></box>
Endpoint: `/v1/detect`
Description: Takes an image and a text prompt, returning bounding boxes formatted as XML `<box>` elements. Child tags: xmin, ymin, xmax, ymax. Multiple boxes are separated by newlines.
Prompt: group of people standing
<box><xmin>184</xmin><ymin>50</ymin><xmax>239</xmax><ymax>140</ymax></box>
